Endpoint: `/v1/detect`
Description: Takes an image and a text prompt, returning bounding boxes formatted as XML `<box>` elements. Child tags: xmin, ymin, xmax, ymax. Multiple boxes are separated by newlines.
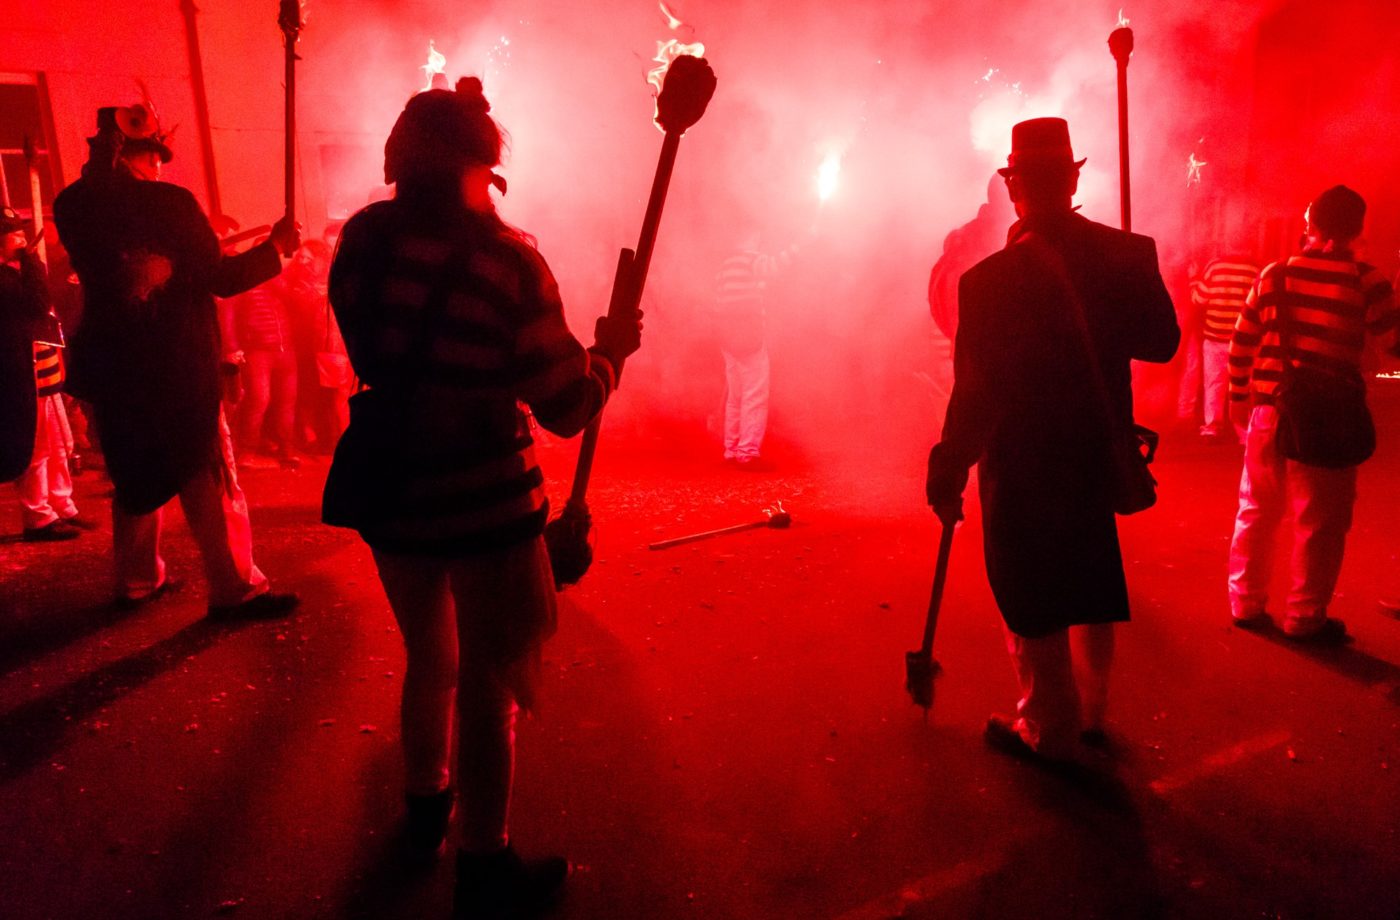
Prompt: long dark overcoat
<box><xmin>0</xmin><ymin>253</ymin><xmax>48</xmax><ymax>482</ymax></box>
<box><xmin>53</xmin><ymin>173</ymin><xmax>281</xmax><ymax>514</ymax></box>
<box><xmin>929</xmin><ymin>211</ymin><xmax>1179</xmax><ymax>638</ymax></box>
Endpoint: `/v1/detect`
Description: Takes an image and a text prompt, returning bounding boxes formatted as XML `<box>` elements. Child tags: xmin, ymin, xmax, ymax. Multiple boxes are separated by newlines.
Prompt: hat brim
<box><xmin>122</xmin><ymin>137</ymin><xmax>174</xmax><ymax>163</ymax></box>
<box><xmin>998</xmin><ymin>157</ymin><xmax>1086</xmax><ymax>178</ymax></box>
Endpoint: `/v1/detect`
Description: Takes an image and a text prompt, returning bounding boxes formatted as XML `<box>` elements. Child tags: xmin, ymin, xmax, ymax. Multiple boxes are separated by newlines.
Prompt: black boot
<box><xmin>453</xmin><ymin>845</ymin><xmax>569</xmax><ymax>919</ymax></box>
<box><xmin>403</xmin><ymin>788</ymin><xmax>454</xmax><ymax>853</ymax></box>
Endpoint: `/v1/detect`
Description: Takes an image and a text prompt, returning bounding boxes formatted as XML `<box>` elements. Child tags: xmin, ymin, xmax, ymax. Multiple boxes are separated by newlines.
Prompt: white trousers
<box><xmin>113</xmin><ymin>411</ymin><xmax>267</xmax><ymax>607</ymax></box>
<box><xmin>17</xmin><ymin>394</ymin><xmax>78</xmax><ymax>530</ymax></box>
<box><xmin>1004</xmin><ymin>623</ymin><xmax>1115</xmax><ymax>756</ymax></box>
<box><xmin>1177</xmin><ymin>324</ymin><xmax>1203</xmax><ymax>419</ymax></box>
<box><xmin>722</xmin><ymin>346</ymin><xmax>770</xmax><ymax>460</ymax></box>
<box><xmin>1201</xmin><ymin>338</ymin><xmax>1236</xmax><ymax>436</ymax></box>
<box><xmin>1228</xmin><ymin>406</ymin><xmax>1356</xmax><ymax>632</ymax></box>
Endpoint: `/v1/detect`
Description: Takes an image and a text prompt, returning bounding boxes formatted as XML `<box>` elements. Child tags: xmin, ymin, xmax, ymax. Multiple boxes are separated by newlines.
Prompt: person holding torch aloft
<box><xmin>322</xmin><ymin>77</ymin><xmax>641</xmax><ymax>916</ymax></box>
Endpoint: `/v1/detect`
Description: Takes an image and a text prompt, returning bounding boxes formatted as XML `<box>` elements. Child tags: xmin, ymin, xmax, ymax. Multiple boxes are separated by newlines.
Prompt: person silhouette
<box><xmin>322</xmin><ymin>77</ymin><xmax>641</xmax><ymax>917</ymax></box>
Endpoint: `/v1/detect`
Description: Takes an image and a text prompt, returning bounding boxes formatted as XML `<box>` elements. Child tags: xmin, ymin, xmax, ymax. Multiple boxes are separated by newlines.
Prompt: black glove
<box><xmin>591</xmin><ymin>312</ymin><xmax>643</xmax><ymax>369</ymax></box>
<box><xmin>925</xmin><ymin>443</ymin><xmax>967</xmax><ymax>525</ymax></box>
<box><xmin>269</xmin><ymin>216</ymin><xmax>301</xmax><ymax>258</ymax></box>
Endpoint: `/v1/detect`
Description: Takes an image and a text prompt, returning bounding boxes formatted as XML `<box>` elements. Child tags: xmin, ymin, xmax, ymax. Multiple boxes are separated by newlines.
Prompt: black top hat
<box><xmin>997</xmin><ymin>117</ymin><xmax>1086</xmax><ymax>177</ymax></box>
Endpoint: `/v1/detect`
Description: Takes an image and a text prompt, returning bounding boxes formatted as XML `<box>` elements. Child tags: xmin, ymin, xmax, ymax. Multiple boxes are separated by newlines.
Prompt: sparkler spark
<box><xmin>421</xmin><ymin>41</ymin><xmax>447</xmax><ymax>92</ymax></box>
<box><xmin>1186</xmin><ymin>152</ymin><xmax>1206</xmax><ymax>187</ymax></box>
<box><xmin>817</xmin><ymin>153</ymin><xmax>842</xmax><ymax>203</ymax></box>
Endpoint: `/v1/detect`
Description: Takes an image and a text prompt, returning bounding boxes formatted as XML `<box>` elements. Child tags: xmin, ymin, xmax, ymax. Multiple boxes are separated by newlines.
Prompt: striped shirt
<box><xmin>1192</xmin><ymin>257</ymin><xmax>1259</xmax><ymax>342</ymax></box>
<box><xmin>715</xmin><ymin>247</ymin><xmax>793</xmax><ymax>310</ymax></box>
<box><xmin>1229</xmin><ymin>251</ymin><xmax>1398</xmax><ymax>406</ymax></box>
<box><xmin>329</xmin><ymin>201</ymin><xmax>616</xmax><ymax>555</ymax></box>
<box><xmin>33</xmin><ymin>343</ymin><xmax>64</xmax><ymax>397</ymax></box>
<box><xmin>713</xmin><ymin>246</ymin><xmax>795</xmax><ymax>354</ymax></box>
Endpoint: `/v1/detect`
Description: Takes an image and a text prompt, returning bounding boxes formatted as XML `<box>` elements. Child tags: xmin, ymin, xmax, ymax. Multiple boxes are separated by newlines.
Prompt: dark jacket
<box><xmin>0</xmin><ymin>252</ymin><xmax>49</xmax><ymax>482</ymax></box>
<box><xmin>53</xmin><ymin>173</ymin><xmax>282</xmax><ymax>513</ymax></box>
<box><xmin>928</xmin><ymin>211</ymin><xmax>1179</xmax><ymax>637</ymax></box>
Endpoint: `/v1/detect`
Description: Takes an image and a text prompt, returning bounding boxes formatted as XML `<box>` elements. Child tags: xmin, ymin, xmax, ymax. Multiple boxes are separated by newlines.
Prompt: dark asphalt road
<box><xmin>3</xmin><ymin>395</ymin><xmax>1399</xmax><ymax>919</ymax></box>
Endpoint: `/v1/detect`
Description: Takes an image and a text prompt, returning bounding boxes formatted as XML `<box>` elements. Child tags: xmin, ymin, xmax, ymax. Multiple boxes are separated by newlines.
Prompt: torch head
<box><xmin>655</xmin><ymin>55</ymin><xmax>717</xmax><ymax>136</ymax></box>
<box><xmin>1108</xmin><ymin>27</ymin><xmax>1134</xmax><ymax>65</ymax></box>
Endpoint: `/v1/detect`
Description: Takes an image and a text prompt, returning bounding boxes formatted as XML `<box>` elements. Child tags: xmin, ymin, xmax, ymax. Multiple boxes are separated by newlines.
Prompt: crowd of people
<box><xmin>3</xmin><ymin>70</ymin><xmax>1398</xmax><ymax>918</ymax></box>
<box><xmin>220</xmin><ymin>235</ymin><xmax>351</xmax><ymax>468</ymax></box>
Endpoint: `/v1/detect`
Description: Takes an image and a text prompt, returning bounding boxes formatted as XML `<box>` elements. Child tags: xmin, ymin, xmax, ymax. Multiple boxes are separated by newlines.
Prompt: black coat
<box><xmin>53</xmin><ymin>173</ymin><xmax>282</xmax><ymax>514</ymax></box>
<box><xmin>0</xmin><ymin>253</ymin><xmax>48</xmax><ymax>482</ymax></box>
<box><xmin>928</xmin><ymin>211</ymin><xmax>1179</xmax><ymax>638</ymax></box>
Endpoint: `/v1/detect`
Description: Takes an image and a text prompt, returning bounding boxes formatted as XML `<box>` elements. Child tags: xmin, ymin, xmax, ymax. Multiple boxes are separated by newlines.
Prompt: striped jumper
<box><xmin>328</xmin><ymin>201</ymin><xmax>616</xmax><ymax>555</ymax></box>
<box><xmin>1229</xmin><ymin>251</ymin><xmax>1397</xmax><ymax>407</ymax></box>
<box><xmin>1192</xmin><ymin>257</ymin><xmax>1259</xmax><ymax>343</ymax></box>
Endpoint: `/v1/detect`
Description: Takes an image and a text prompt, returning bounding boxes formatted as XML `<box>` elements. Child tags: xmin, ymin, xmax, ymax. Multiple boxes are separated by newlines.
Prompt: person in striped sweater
<box><xmin>1227</xmin><ymin>186</ymin><xmax>1398</xmax><ymax>643</ymax></box>
<box><xmin>2</xmin><ymin>209</ymin><xmax>86</xmax><ymax>540</ymax></box>
<box><xmin>1190</xmin><ymin>251</ymin><xmax>1259</xmax><ymax>441</ymax></box>
<box><xmin>15</xmin><ymin>335</ymin><xmax>94</xmax><ymax>541</ymax></box>
<box><xmin>324</xmin><ymin>77</ymin><xmax>639</xmax><ymax>915</ymax></box>
<box><xmin>712</xmin><ymin>231</ymin><xmax>798</xmax><ymax>470</ymax></box>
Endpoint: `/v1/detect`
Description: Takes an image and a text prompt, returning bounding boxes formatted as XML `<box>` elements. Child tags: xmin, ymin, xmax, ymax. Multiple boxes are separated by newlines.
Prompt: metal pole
<box><xmin>278</xmin><ymin>0</ymin><xmax>303</xmax><ymax>224</ymax></box>
<box><xmin>1109</xmin><ymin>26</ymin><xmax>1135</xmax><ymax>233</ymax></box>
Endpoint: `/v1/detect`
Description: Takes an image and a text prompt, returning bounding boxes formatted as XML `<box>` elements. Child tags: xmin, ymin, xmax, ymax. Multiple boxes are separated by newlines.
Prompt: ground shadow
<box><xmin>0</xmin><ymin>616</ymin><xmax>239</xmax><ymax>784</ymax></box>
<box><xmin>1251</xmin><ymin>626</ymin><xmax>1400</xmax><ymax>701</ymax></box>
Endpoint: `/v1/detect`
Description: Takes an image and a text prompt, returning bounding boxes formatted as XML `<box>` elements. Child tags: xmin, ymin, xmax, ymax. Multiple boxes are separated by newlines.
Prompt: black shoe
<box><xmin>115</xmin><ymin>577</ymin><xmax>182</xmax><ymax>610</ymax></box>
<box><xmin>404</xmin><ymin>788</ymin><xmax>454</xmax><ymax>854</ymax></box>
<box><xmin>1284</xmin><ymin>617</ymin><xmax>1349</xmax><ymax>646</ymax></box>
<box><xmin>22</xmin><ymin>520</ymin><xmax>81</xmax><ymax>542</ymax></box>
<box><xmin>207</xmin><ymin>591</ymin><xmax>300</xmax><ymax>621</ymax></box>
<box><xmin>733</xmin><ymin>455</ymin><xmax>775</xmax><ymax>473</ymax></box>
<box><xmin>1080</xmin><ymin>727</ymin><xmax>1110</xmax><ymax>749</ymax></box>
<box><xmin>983</xmin><ymin>714</ymin><xmax>1039</xmax><ymax>762</ymax></box>
<box><xmin>61</xmin><ymin>515</ymin><xmax>100</xmax><ymax>531</ymax></box>
<box><xmin>454</xmin><ymin>845</ymin><xmax>569</xmax><ymax>919</ymax></box>
<box><xmin>1231</xmin><ymin>611</ymin><xmax>1271</xmax><ymax>631</ymax></box>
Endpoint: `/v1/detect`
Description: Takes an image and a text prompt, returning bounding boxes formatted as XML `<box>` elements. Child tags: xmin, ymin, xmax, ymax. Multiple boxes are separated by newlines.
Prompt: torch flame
<box><xmin>1116</xmin><ymin>9</ymin><xmax>1130</xmax><ymax>27</ymax></box>
<box><xmin>659</xmin><ymin>0</ymin><xmax>684</xmax><ymax>31</ymax></box>
<box><xmin>421</xmin><ymin>41</ymin><xmax>448</xmax><ymax>92</ymax></box>
<box><xmin>817</xmin><ymin>153</ymin><xmax>842</xmax><ymax>203</ymax></box>
<box><xmin>647</xmin><ymin>38</ymin><xmax>706</xmax><ymax>96</ymax></box>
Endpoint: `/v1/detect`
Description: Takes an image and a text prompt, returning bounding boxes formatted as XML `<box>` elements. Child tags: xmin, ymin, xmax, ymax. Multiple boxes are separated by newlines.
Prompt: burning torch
<box><xmin>1108</xmin><ymin>10</ymin><xmax>1133</xmax><ymax>232</ymax></box>
<box><xmin>422</xmin><ymin>41</ymin><xmax>449</xmax><ymax>92</ymax></box>
<box><xmin>544</xmin><ymin>52</ymin><xmax>717</xmax><ymax>589</ymax></box>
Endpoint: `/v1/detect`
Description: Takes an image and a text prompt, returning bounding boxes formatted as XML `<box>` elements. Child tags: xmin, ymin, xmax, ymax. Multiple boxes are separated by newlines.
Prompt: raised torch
<box><xmin>545</xmin><ymin>52</ymin><xmax>717</xmax><ymax>589</ymax></box>
<box><xmin>1109</xmin><ymin>12</ymin><xmax>1134</xmax><ymax>232</ymax></box>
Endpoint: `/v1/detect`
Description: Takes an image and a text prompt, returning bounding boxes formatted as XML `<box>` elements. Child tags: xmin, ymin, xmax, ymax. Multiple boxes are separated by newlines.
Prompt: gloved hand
<box><xmin>269</xmin><ymin>216</ymin><xmax>301</xmax><ymax>258</ymax></box>
<box><xmin>592</xmin><ymin>311</ymin><xmax>643</xmax><ymax>369</ymax></box>
<box><xmin>926</xmin><ymin>443</ymin><xmax>967</xmax><ymax>526</ymax></box>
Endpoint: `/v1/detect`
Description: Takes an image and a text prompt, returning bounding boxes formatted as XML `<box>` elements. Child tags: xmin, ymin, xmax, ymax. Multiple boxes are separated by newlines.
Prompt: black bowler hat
<box><xmin>997</xmin><ymin>117</ymin><xmax>1086</xmax><ymax>177</ymax></box>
